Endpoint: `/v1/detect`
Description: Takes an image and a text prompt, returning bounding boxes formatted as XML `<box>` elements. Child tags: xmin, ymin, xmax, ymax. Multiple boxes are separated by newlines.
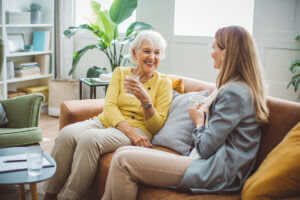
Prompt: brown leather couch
<box><xmin>59</xmin><ymin>76</ymin><xmax>300</xmax><ymax>200</ymax></box>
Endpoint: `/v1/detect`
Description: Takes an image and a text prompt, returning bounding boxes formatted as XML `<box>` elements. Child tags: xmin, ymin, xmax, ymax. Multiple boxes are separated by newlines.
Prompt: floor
<box><xmin>39</xmin><ymin>113</ymin><xmax>59</xmax><ymax>154</ymax></box>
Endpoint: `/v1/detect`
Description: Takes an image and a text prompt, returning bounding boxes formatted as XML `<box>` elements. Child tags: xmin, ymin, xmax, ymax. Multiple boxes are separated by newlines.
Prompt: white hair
<box><xmin>129</xmin><ymin>30</ymin><xmax>167</xmax><ymax>64</ymax></box>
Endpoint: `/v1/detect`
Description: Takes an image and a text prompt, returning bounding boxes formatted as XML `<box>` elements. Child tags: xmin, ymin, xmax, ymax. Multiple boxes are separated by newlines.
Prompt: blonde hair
<box><xmin>129</xmin><ymin>30</ymin><xmax>167</xmax><ymax>63</ymax></box>
<box><xmin>212</xmin><ymin>26</ymin><xmax>269</xmax><ymax>124</ymax></box>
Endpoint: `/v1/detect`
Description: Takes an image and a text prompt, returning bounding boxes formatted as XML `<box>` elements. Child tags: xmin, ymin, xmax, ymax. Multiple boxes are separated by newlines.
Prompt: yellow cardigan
<box><xmin>97</xmin><ymin>66</ymin><xmax>173</xmax><ymax>138</ymax></box>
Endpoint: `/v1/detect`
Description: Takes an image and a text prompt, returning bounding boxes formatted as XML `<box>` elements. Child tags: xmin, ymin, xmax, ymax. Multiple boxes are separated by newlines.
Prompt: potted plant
<box><xmin>64</xmin><ymin>0</ymin><xmax>153</xmax><ymax>76</ymax></box>
<box><xmin>30</xmin><ymin>3</ymin><xmax>42</xmax><ymax>24</ymax></box>
<box><xmin>287</xmin><ymin>35</ymin><xmax>300</xmax><ymax>100</ymax></box>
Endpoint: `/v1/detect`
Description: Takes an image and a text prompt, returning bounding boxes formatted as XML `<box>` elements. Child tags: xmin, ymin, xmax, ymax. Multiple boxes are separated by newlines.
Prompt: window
<box><xmin>174</xmin><ymin>0</ymin><xmax>254</xmax><ymax>37</ymax></box>
<box><xmin>76</xmin><ymin>0</ymin><xmax>136</xmax><ymax>33</ymax></box>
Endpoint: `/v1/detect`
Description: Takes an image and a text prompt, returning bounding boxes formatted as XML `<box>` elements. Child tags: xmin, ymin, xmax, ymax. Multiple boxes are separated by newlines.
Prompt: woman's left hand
<box><xmin>188</xmin><ymin>104</ymin><xmax>205</xmax><ymax>127</ymax></box>
<box><xmin>125</xmin><ymin>78</ymin><xmax>151</xmax><ymax>105</ymax></box>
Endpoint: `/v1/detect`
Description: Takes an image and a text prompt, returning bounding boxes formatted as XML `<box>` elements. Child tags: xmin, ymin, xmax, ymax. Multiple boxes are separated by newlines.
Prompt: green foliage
<box><xmin>287</xmin><ymin>35</ymin><xmax>300</xmax><ymax>99</ymax></box>
<box><xmin>86</xmin><ymin>66</ymin><xmax>107</xmax><ymax>78</ymax></box>
<box><xmin>30</xmin><ymin>3</ymin><xmax>42</xmax><ymax>12</ymax></box>
<box><xmin>64</xmin><ymin>0</ymin><xmax>153</xmax><ymax>76</ymax></box>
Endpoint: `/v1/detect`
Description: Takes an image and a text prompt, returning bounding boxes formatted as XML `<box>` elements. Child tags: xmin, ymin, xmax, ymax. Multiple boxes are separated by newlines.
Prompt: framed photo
<box><xmin>7</xmin><ymin>34</ymin><xmax>25</xmax><ymax>52</ymax></box>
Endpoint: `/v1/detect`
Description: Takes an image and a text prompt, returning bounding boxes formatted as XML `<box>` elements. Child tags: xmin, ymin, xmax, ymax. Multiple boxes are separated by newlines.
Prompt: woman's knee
<box><xmin>112</xmin><ymin>149</ymin><xmax>138</xmax><ymax>169</ymax></box>
<box><xmin>56</xmin><ymin>125</ymin><xmax>79</xmax><ymax>144</ymax></box>
<box><xmin>115</xmin><ymin>146</ymin><xmax>137</xmax><ymax>155</ymax></box>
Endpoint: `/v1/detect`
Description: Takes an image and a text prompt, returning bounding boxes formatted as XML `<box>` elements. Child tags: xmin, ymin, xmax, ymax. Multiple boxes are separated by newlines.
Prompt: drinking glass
<box><xmin>27</xmin><ymin>146</ymin><xmax>43</xmax><ymax>176</ymax></box>
<box><xmin>189</xmin><ymin>94</ymin><xmax>207</xmax><ymax>107</ymax></box>
<box><xmin>125</xmin><ymin>75</ymin><xmax>139</xmax><ymax>97</ymax></box>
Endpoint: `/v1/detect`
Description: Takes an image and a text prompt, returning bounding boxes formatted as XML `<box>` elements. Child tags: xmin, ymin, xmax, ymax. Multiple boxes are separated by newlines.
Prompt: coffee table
<box><xmin>0</xmin><ymin>147</ymin><xmax>56</xmax><ymax>200</ymax></box>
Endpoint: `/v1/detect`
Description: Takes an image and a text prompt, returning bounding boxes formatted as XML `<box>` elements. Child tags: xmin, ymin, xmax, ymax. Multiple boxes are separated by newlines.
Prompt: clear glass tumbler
<box><xmin>27</xmin><ymin>146</ymin><xmax>43</xmax><ymax>176</ymax></box>
<box><xmin>125</xmin><ymin>75</ymin><xmax>139</xmax><ymax>97</ymax></box>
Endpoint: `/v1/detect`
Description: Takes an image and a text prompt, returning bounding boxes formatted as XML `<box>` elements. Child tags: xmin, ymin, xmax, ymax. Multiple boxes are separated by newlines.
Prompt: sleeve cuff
<box><xmin>145</xmin><ymin>111</ymin><xmax>163</xmax><ymax>134</ymax></box>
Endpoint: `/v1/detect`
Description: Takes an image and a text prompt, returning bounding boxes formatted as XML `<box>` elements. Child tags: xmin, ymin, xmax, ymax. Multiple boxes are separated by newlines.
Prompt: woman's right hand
<box><xmin>188</xmin><ymin>103</ymin><xmax>205</xmax><ymax>127</ymax></box>
<box><xmin>127</xmin><ymin>132</ymin><xmax>153</xmax><ymax>148</ymax></box>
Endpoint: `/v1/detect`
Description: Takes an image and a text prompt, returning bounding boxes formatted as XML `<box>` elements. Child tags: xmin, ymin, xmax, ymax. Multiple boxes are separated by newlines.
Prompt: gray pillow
<box><xmin>0</xmin><ymin>103</ymin><xmax>8</xmax><ymax>127</ymax></box>
<box><xmin>152</xmin><ymin>90</ymin><xmax>209</xmax><ymax>155</ymax></box>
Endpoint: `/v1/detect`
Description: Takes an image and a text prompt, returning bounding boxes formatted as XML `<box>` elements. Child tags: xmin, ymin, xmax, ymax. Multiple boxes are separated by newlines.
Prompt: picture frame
<box><xmin>7</xmin><ymin>34</ymin><xmax>25</xmax><ymax>52</ymax></box>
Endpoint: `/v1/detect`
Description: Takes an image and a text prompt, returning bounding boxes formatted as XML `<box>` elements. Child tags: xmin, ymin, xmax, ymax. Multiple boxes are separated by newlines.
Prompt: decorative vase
<box><xmin>31</xmin><ymin>11</ymin><xmax>42</xmax><ymax>24</ymax></box>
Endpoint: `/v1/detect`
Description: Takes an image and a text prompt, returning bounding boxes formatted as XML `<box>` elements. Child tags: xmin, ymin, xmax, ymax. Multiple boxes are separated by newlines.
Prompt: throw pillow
<box><xmin>165</xmin><ymin>75</ymin><xmax>184</xmax><ymax>94</ymax></box>
<box><xmin>0</xmin><ymin>103</ymin><xmax>8</xmax><ymax>127</ymax></box>
<box><xmin>152</xmin><ymin>91</ymin><xmax>208</xmax><ymax>155</ymax></box>
<box><xmin>242</xmin><ymin>122</ymin><xmax>300</xmax><ymax>199</ymax></box>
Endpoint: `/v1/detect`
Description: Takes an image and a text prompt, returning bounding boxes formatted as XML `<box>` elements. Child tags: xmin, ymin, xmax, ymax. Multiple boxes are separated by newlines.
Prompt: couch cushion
<box><xmin>0</xmin><ymin>127</ymin><xmax>42</xmax><ymax>148</ymax></box>
<box><xmin>152</xmin><ymin>91</ymin><xmax>208</xmax><ymax>155</ymax></box>
<box><xmin>137</xmin><ymin>185</ymin><xmax>240</xmax><ymax>200</ymax></box>
<box><xmin>253</xmin><ymin>97</ymin><xmax>300</xmax><ymax>171</ymax></box>
<box><xmin>96</xmin><ymin>146</ymin><xmax>240</xmax><ymax>200</ymax></box>
<box><xmin>242</xmin><ymin>122</ymin><xmax>300</xmax><ymax>199</ymax></box>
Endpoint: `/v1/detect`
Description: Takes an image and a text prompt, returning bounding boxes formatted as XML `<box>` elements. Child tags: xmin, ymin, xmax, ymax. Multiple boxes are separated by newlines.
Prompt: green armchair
<box><xmin>0</xmin><ymin>38</ymin><xmax>45</xmax><ymax>148</ymax></box>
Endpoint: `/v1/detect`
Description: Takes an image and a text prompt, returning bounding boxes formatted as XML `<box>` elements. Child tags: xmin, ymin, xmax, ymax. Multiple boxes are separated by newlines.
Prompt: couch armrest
<box><xmin>60</xmin><ymin>99</ymin><xmax>105</xmax><ymax>130</ymax></box>
<box><xmin>0</xmin><ymin>93</ymin><xmax>44</xmax><ymax>128</ymax></box>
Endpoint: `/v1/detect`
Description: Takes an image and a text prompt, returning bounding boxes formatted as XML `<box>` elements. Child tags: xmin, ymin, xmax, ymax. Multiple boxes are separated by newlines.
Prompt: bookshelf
<box><xmin>0</xmin><ymin>0</ymin><xmax>55</xmax><ymax>100</ymax></box>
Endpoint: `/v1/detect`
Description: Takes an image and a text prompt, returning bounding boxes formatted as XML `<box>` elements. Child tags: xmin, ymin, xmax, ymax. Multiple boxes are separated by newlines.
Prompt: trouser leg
<box><xmin>57</xmin><ymin>127</ymin><xmax>141</xmax><ymax>200</ymax></box>
<box><xmin>43</xmin><ymin>119</ymin><xmax>103</xmax><ymax>194</ymax></box>
<box><xmin>102</xmin><ymin>146</ymin><xmax>194</xmax><ymax>200</ymax></box>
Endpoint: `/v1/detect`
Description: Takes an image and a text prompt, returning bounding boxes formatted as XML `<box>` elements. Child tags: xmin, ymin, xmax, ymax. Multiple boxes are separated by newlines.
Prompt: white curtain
<box><xmin>55</xmin><ymin>0</ymin><xmax>75</xmax><ymax>79</ymax></box>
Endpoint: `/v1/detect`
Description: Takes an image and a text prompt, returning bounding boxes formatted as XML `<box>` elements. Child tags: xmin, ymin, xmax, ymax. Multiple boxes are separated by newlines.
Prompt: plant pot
<box><xmin>31</xmin><ymin>11</ymin><xmax>42</xmax><ymax>24</ymax></box>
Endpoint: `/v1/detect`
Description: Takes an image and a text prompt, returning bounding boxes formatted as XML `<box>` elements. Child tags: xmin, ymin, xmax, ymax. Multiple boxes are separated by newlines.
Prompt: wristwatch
<box><xmin>142</xmin><ymin>103</ymin><xmax>152</xmax><ymax>109</ymax></box>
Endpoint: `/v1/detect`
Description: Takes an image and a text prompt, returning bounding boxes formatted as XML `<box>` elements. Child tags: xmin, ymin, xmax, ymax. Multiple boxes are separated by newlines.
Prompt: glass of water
<box><xmin>27</xmin><ymin>146</ymin><xmax>43</xmax><ymax>176</ymax></box>
<box><xmin>125</xmin><ymin>75</ymin><xmax>139</xmax><ymax>97</ymax></box>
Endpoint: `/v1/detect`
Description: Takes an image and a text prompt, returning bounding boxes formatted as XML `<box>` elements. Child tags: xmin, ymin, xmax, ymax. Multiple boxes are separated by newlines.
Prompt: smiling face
<box><xmin>133</xmin><ymin>40</ymin><xmax>161</xmax><ymax>74</ymax></box>
<box><xmin>211</xmin><ymin>41</ymin><xmax>226</xmax><ymax>69</ymax></box>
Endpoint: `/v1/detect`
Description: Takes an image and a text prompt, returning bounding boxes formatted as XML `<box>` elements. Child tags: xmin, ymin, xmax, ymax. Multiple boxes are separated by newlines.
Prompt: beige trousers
<box><xmin>43</xmin><ymin>118</ymin><xmax>149</xmax><ymax>200</ymax></box>
<box><xmin>102</xmin><ymin>146</ymin><xmax>194</xmax><ymax>200</ymax></box>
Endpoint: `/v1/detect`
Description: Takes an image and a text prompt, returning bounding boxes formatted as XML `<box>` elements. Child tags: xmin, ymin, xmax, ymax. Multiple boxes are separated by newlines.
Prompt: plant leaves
<box><xmin>109</xmin><ymin>0</ymin><xmax>137</xmax><ymax>24</ymax></box>
<box><xmin>63</xmin><ymin>24</ymin><xmax>94</xmax><ymax>38</ymax></box>
<box><xmin>126</xmin><ymin>21</ymin><xmax>154</xmax><ymax>37</ymax></box>
<box><xmin>295</xmin><ymin>35</ymin><xmax>300</xmax><ymax>41</ymax></box>
<box><xmin>90</xmin><ymin>0</ymin><xmax>101</xmax><ymax>14</ymax></box>
<box><xmin>70</xmin><ymin>44</ymin><xmax>104</xmax><ymax>75</ymax></box>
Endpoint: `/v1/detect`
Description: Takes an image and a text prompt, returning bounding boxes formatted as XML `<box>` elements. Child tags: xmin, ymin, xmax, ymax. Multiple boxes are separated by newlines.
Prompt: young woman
<box><xmin>43</xmin><ymin>30</ymin><xmax>173</xmax><ymax>200</ymax></box>
<box><xmin>101</xmin><ymin>26</ymin><xmax>269</xmax><ymax>200</ymax></box>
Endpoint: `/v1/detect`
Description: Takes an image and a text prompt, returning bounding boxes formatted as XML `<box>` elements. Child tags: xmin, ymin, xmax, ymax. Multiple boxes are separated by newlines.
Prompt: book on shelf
<box><xmin>6</xmin><ymin>60</ymin><xmax>14</xmax><ymax>79</ymax></box>
<box><xmin>33</xmin><ymin>31</ymin><xmax>51</xmax><ymax>51</ymax></box>
<box><xmin>8</xmin><ymin>91</ymin><xmax>26</xmax><ymax>98</ymax></box>
<box><xmin>14</xmin><ymin>62</ymin><xmax>38</xmax><ymax>69</ymax></box>
<box><xmin>34</xmin><ymin>55</ymin><xmax>51</xmax><ymax>74</ymax></box>
<box><xmin>14</xmin><ymin>72</ymin><xmax>42</xmax><ymax>78</ymax></box>
<box><xmin>14</xmin><ymin>66</ymin><xmax>41</xmax><ymax>77</ymax></box>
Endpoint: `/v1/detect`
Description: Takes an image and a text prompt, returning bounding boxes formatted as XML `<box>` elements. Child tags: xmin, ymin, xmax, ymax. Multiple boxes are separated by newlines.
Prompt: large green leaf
<box><xmin>70</xmin><ymin>44</ymin><xmax>104</xmax><ymax>75</ymax></box>
<box><xmin>91</xmin><ymin>0</ymin><xmax>101</xmax><ymax>14</ymax></box>
<box><xmin>126</xmin><ymin>21</ymin><xmax>154</xmax><ymax>37</ymax></box>
<box><xmin>63</xmin><ymin>24</ymin><xmax>94</xmax><ymax>38</ymax></box>
<box><xmin>109</xmin><ymin>0</ymin><xmax>137</xmax><ymax>24</ymax></box>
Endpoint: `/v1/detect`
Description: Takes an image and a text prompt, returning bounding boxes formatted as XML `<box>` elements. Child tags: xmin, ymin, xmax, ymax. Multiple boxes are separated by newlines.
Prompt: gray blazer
<box><xmin>177</xmin><ymin>81</ymin><xmax>260</xmax><ymax>193</ymax></box>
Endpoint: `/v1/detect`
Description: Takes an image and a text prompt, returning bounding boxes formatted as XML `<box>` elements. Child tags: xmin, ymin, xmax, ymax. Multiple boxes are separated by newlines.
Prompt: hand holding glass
<box><xmin>125</xmin><ymin>75</ymin><xmax>139</xmax><ymax>97</ymax></box>
<box><xmin>189</xmin><ymin>94</ymin><xmax>207</xmax><ymax>108</ymax></box>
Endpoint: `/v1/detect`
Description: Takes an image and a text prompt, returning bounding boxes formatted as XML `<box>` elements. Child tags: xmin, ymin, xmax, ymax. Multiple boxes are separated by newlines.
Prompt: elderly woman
<box><xmin>101</xmin><ymin>26</ymin><xmax>269</xmax><ymax>200</ymax></box>
<box><xmin>43</xmin><ymin>30</ymin><xmax>173</xmax><ymax>200</ymax></box>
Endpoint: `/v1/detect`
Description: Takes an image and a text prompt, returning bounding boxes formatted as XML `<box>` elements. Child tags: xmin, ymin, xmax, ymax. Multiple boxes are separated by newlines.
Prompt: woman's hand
<box><xmin>116</xmin><ymin>121</ymin><xmax>152</xmax><ymax>148</ymax></box>
<box><xmin>127</xmin><ymin>131</ymin><xmax>153</xmax><ymax>148</ymax></box>
<box><xmin>188</xmin><ymin>103</ymin><xmax>205</xmax><ymax>127</ymax></box>
<box><xmin>125</xmin><ymin>78</ymin><xmax>151</xmax><ymax>106</ymax></box>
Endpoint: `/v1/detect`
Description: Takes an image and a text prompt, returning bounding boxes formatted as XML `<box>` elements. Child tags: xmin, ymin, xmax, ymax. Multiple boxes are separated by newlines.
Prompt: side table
<box><xmin>79</xmin><ymin>78</ymin><xmax>110</xmax><ymax>99</ymax></box>
<box><xmin>0</xmin><ymin>147</ymin><xmax>56</xmax><ymax>200</ymax></box>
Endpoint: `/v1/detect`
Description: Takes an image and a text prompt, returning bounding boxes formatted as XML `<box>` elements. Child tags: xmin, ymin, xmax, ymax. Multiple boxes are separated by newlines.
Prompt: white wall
<box><xmin>73</xmin><ymin>0</ymin><xmax>300</xmax><ymax>101</ymax></box>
